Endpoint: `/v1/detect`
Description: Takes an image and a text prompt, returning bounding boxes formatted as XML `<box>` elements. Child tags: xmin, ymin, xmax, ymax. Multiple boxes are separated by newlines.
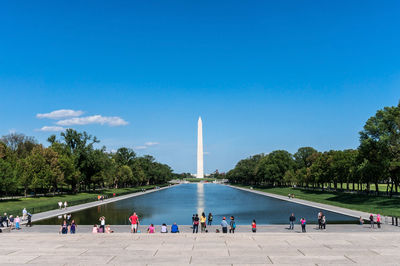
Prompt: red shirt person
<box><xmin>129</xmin><ymin>212</ymin><xmax>139</xmax><ymax>233</ymax></box>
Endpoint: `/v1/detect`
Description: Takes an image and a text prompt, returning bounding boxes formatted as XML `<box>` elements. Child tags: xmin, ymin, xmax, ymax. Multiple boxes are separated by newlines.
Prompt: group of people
<box><xmin>92</xmin><ymin>216</ymin><xmax>114</xmax><ymax>233</ymax></box>
<box><xmin>146</xmin><ymin>223</ymin><xmax>180</xmax><ymax>233</ymax></box>
<box><xmin>58</xmin><ymin>201</ymin><xmax>68</xmax><ymax>210</ymax></box>
<box><xmin>317</xmin><ymin>212</ymin><xmax>327</xmax><ymax>230</ymax></box>
<box><xmin>192</xmin><ymin>212</ymin><xmax>214</xmax><ymax>233</ymax></box>
<box><xmin>0</xmin><ymin>208</ymin><xmax>32</xmax><ymax>231</ymax></box>
<box><xmin>368</xmin><ymin>213</ymin><xmax>382</xmax><ymax>228</ymax></box>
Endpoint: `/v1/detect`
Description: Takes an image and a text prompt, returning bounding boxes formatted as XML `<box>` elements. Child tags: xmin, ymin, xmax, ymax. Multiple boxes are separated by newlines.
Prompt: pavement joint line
<box><xmin>153</xmin><ymin>249</ymin><xmax>159</xmax><ymax>257</ymax></box>
<box><xmin>368</xmin><ymin>249</ymin><xmax>381</xmax><ymax>255</ymax></box>
<box><xmin>344</xmin><ymin>254</ymin><xmax>357</xmax><ymax>263</ymax></box>
<box><xmin>227</xmin><ymin>249</ymin><xmax>231</xmax><ymax>256</ymax></box>
<box><xmin>79</xmin><ymin>249</ymin><xmax>88</xmax><ymax>255</ymax></box>
<box><xmin>5</xmin><ymin>250</ymin><xmax>19</xmax><ymax>255</ymax></box>
<box><xmin>323</xmin><ymin>244</ymin><xmax>332</xmax><ymax>249</ymax></box>
<box><xmin>189</xmin><ymin>255</ymin><xmax>192</xmax><ymax>264</ymax></box>
<box><xmin>284</xmin><ymin>239</ymin><xmax>292</xmax><ymax>246</ymax></box>
<box><xmin>106</xmin><ymin>255</ymin><xmax>116</xmax><ymax>264</ymax></box>
<box><xmin>267</xmin><ymin>255</ymin><xmax>273</xmax><ymax>264</ymax></box>
<box><xmin>297</xmin><ymin>248</ymin><xmax>306</xmax><ymax>256</ymax></box>
<box><xmin>191</xmin><ymin>244</ymin><xmax>194</xmax><ymax>250</ymax></box>
<box><xmin>24</xmin><ymin>255</ymin><xmax>40</xmax><ymax>264</ymax></box>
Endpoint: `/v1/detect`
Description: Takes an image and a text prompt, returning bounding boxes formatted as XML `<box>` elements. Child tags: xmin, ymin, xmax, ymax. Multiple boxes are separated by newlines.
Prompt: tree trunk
<box><xmin>375</xmin><ymin>182</ymin><xmax>379</xmax><ymax>195</ymax></box>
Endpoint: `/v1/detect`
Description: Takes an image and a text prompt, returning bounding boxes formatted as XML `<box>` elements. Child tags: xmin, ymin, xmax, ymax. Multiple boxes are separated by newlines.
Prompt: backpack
<box><xmin>232</xmin><ymin>222</ymin><xmax>236</xmax><ymax>229</ymax></box>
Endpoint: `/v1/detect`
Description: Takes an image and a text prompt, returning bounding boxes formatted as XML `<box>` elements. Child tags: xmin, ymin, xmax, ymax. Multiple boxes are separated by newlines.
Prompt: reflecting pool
<box><xmin>36</xmin><ymin>183</ymin><xmax>358</xmax><ymax>225</ymax></box>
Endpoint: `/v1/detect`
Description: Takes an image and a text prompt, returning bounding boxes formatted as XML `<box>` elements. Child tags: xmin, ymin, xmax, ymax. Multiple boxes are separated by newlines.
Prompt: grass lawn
<box><xmin>234</xmin><ymin>185</ymin><xmax>400</xmax><ymax>217</ymax></box>
<box><xmin>0</xmin><ymin>185</ymin><xmax>166</xmax><ymax>217</ymax></box>
<box><xmin>184</xmin><ymin>178</ymin><xmax>216</xmax><ymax>182</ymax></box>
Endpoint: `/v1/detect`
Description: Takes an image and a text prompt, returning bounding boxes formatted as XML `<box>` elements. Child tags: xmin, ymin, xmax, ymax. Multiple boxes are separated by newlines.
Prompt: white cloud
<box><xmin>134</xmin><ymin>141</ymin><xmax>159</xmax><ymax>151</ymax></box>
<box><xmin>56</xmin><ymin>115</ymin><xmax>128</xmax><ymax>126</ymax></box>
<box><xmin>134</xmin><ymin>145</ymin><xmax>148</xmax><ymax>150</ymax></box>
<box><xmin>145</xmin><ymin>142</ymin><xmax>159</xmax><ymax>146</ymax></box>
<box><xmin>37</xmin><ymin>126</ymin><xmax>66</xmax><ymax>132</ymax></box>
<box><xmin>37</xmin><ymin>109</ymin><xmax>84</xmax><ymax>119</ymax></box>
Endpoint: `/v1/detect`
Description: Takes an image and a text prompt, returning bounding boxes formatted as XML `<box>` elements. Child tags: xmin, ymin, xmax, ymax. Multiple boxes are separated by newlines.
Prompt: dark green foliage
<box><xmin>228</xmin><ymin>101</ymin><xmax>400</xmax><ymax>196</ymax></box>
<box><xmin>0</xmin><ymin>130</ymin><xmax>173</xmax><ymax>197</ymax></box>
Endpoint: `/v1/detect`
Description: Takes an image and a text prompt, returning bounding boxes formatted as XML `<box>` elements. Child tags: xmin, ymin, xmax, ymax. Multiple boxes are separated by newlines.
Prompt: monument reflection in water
<box><xmin>36</xmin><ymin>183</ymin><xmax>358</xmax><ymax>225</ymax></box>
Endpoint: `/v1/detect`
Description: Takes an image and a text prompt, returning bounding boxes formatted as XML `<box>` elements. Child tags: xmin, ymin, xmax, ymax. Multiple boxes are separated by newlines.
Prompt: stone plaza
<box><xmin>1</xmin><ymin>225</ymin><xmax>400</xmax><ymax>265</ymax></box>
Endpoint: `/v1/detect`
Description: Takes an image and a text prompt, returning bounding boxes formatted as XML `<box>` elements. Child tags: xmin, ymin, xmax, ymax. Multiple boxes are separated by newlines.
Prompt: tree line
<box><xmin>227</xmin><ymin>102</ymin><xmax>400</xmax><ymax>196</ymax></box>
<box><xmin>0</xmin><ymin>129</ymin><xmax>173</xmax><ymax>196</ymax></box>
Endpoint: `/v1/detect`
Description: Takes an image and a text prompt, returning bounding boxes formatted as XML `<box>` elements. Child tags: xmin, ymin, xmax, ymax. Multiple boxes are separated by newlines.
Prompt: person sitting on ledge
<box><xmin>105</xmin><ymin>225</ymin><xmax>114</xmax><ymax>233</ymax></box>
<box><xmin>171</xmin><ymin>223</ymin><xmax>179</xmax><ymax>233</ymax></box>
<box><xmin>161</xmin><ymin>223</ymin><xmax>168</xmax><ymax>233</ymax></box>
<box><xmin>148</xmin><ymin>224</ymin><xmax>155</xmax><ymax>233</ymax></box>
<box><xmin>92</xmin><ymin>224</ymin><xmax>98</xmax><ymax>233</ymax></box>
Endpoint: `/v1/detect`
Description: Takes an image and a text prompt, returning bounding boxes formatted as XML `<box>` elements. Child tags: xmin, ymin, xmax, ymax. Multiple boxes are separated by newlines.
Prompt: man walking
<box><xmin>129</xmin><ymin>212</ymin><xmax>139</xmax><ymax>233</ymax></box>
<box><xmin>289</xmin><ymin>213</ymin><xmax>296</xmax><ymax>230</ymax></box>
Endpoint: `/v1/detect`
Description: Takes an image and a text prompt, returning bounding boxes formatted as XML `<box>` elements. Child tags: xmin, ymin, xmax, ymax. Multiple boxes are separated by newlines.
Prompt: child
<box><xmin>15</xmin><ymin>216</ymin><xmax>21</xmax><ymax>230</ymax></box>
<box><xmin>92</xmin><ymin>224</ymin><xmax>98</xmax><ymax>233</ymax></box>
<box><xmin>252</xmin><ymin>219</ymin><xmax>256</xmax><ymax>233</ymax></box>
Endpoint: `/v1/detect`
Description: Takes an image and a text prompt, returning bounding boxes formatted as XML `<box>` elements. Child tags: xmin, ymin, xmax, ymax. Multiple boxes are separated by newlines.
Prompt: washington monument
<box><xmin>197</xmin><ymin>116</ymin><xmax>204</xmax><ymax>178</ymax></box>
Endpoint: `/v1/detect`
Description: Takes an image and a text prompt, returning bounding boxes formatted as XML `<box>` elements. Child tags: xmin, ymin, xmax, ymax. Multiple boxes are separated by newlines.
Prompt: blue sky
<box><xmin>1</xmin><ymin>1</ymin><xmax>399</xmax><ymax>173</ymax></box>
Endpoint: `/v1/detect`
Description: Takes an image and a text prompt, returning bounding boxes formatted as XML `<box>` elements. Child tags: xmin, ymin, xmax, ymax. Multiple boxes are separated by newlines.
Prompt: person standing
<box><xmin>200</xmin><ymin>212</ymin><xmax>207</xmax><ymax>233</ymax></box>
<box><xmin>129</xmin><ymin>212</ymin><xmax>139</xmax><ymax>233</ymax></box>
<box><xmin>300</xmin><ymin>218</ymin><xmax>306</xmax><ymax>233</ymax></box>
<box><xmin>229</xmin><ymin>216</ymin><xmax>236</xmax><ymax>233</ymax></box>
<box><xmin>377</xmin><ymin>214</ymin><xmax>381</xmax><ymax>229</ymax></box>
<box><xmin>99</xmin><ymin>216</ymin><xmax>106</xmax><ymax>233</ymax></box>
<box><xmin>26</xmin><ymin>213</ymin><xmax>32</xmax><ymax>227</ymax></box>
<box><xmin>58</xmin><ymin>201</ymin><xmax>62</xmax><ymax>209</ymax></box>
<box><xmin>64</xmin><ymin>201</ymin><xmax>68</xmax><ymax>210</ymax></box>
<box><xmin>289</xmin><ymin>213</ymin><xmax>296</xmax><ymax>230</ymax></box>
<box><xmin>251</xmin><ymin>220</ymin><xmax>257</xmax><ymax>233</ymax></box>
<box><xmin>369</xmin><ymin>214</ymin><xmax>374</xmax><ymax>228</ymax></box>
<box><xmin>15</xmin><ymin>216</ymin><xmax>21</xmax><ymax>230</ymax></box>
<box><xmin>2</xmin><ymin>213</ymin><xmax>8</xmax><ymax>227</ymax></box>
<box><xmin>208</xmin><ymin>213</ymin><xmax>213</xmax><ymax>226</ymax></box>
<box><xmin>70</xmin><ymin>220</ymin><xmax>77</xmax><ymax>234</ymax></box>
<box><xmin>221</xmin><ymin>217</ymin><xmax>228</xmax><ymax>234</ymax></box>
<box><xmin>22</xmin><ymin>208</ymin><xmax>27</xmax><ymax>221</ymax></box>
<box><xmin>321</xmin><ymin>215</ymin><xmax>326</xmax><ymax>230</ymax></box>
<box><xmin>59</xmin><ymin>220</ymin><xmax>68</xmax><ymax>234</ymax></box>
<box><xmin>317</xmin><ymin>212</ymin><xmax>322</xmax><ymax>229</ymax></box>
<box><xmin>193</xmin><ymin>214</ymin><xmax>199</xmax><ymax>233</ymax></box>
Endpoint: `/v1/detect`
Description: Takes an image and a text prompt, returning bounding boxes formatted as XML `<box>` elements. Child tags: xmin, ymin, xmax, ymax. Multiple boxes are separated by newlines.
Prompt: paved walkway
<box><xmin>229</xmin><ymin>185</ymin><xmax>382</xmax><ymax>221</ymax></box>
<box><xmin>29</xmin><ymin>186</ymin><xmax>173</xmax><ymax>223</ymax></box>
<box><xmin>1</xmin><ymin>231</ymin><xmax>400</xmax><ymax>265</ymax></box>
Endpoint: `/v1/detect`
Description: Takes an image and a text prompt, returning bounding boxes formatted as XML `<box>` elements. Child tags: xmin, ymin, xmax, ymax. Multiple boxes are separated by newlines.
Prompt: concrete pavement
<box><xmin>1</xmin><ymin>231</ymin><xmax>400</xmax><ymax>265</ymax></box>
